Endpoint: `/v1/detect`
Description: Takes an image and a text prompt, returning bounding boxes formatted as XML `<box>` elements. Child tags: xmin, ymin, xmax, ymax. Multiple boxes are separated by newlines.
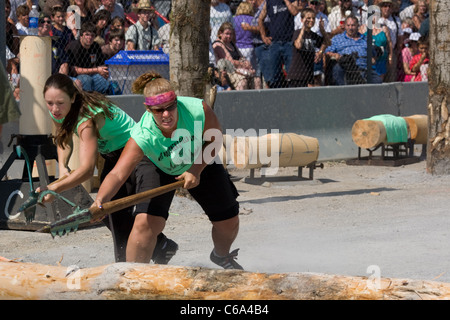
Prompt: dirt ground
<box><xmin>1</xmin><ymin>159</ymin><xmax>450</xmax><ymax>285</ymax></box>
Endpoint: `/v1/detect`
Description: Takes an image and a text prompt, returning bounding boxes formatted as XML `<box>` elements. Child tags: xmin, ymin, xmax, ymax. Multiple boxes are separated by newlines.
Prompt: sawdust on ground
<box><xmin>1</xmin><ymin>160</ymin><xmax>450</xmax><ymax>284</ymax></box>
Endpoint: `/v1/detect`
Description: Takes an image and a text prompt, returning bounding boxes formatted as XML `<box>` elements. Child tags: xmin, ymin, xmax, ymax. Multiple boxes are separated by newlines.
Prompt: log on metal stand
<box><xmin>1</xmin><ymin>261</ymin><xmax>450</xmax><ymax>300</ymax></box>
<box><xmin>351</xmin><ymin>115</ymin><xmax>428</xmax><ymax>149</ymax></box>
<box><xmin>404</xmin><ymin>114</ymin><xmax>428</xmax><ymax>144</ymax></box>
<box><xmin>232</xmin><ymin>133</ymin><xmax>319</xmax><ymax>170</ymax></box>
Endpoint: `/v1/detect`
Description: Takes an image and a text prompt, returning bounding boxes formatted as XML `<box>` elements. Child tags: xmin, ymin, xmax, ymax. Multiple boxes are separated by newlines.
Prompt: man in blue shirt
<box><xmin>325</xmin><ymin>15</ymin><xmax>382</xmax><ymax>85</ymax></box>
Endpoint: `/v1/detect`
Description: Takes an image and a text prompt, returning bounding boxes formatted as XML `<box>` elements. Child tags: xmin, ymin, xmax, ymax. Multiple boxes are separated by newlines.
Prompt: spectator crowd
<box><xmin>5</xmin><ymin>0</ymin><xmax>430</xmax><ymax>97</ymax></box>
<box><xmin>209</xmin><ymin>0</ymin><xmax>430</xmax><ymax>89</ymax></box>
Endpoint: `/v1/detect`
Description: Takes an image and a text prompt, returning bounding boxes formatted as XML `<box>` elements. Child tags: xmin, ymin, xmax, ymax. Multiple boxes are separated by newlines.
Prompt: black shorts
<box><xmin>134</xmin><ymin>157</ymin><xmax>239</xmax><ymax>222</ymax></box>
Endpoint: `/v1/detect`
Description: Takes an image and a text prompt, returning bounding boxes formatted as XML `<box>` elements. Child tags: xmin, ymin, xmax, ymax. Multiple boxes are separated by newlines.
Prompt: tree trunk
<box><xmin>169</xmin><ymin>0</ymin><xmax>210</xmax><ymax>98</ymax></box>
<box><xmin>427</xmin><ymin>0</ymin><xmax>450</xmax><ymax>174</ymax></box>
<box><xmin>1</xmin><ymin>260</ymin><xmax>450</xmax><ymax>300</ymax></box>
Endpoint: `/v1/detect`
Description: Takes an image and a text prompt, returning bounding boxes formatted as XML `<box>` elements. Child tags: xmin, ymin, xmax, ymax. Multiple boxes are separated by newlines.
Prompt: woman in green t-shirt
<box><xmin>92</xmin><ymin>72</ymin><xmax>243</xmax><ymax>270</ymax></box>
<box><xmin>39</xmin><ymin>73</ymin><xmax>178</xmax><ymax>264</ymax></box>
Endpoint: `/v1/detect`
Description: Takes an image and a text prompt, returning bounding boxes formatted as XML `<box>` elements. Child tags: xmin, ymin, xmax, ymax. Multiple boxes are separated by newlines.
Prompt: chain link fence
<box><xmin>6</xmin><ymin>0</ymin><xmax>428</xmax><ymax>96</ymax></box>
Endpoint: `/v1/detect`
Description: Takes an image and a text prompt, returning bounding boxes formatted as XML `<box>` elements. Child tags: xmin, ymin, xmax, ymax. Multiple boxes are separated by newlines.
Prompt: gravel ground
<box><xmin>1</xmin><ymin>160</ymin><xmax>450</xmax><ymax>284</ymax></box>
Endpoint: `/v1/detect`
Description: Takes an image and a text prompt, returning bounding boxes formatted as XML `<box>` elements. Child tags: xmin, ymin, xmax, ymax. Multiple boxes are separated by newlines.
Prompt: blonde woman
<box><xmin>412</xmin><ymin>0</ymin><xmax>428</xmax><ymax>31</ymax></box>
<box><xmin>212</xmin><ymin>22</ymin><xmax>255</xmax><ymax>90</ymax></box>
<box><xmin>92</xmin><ymin>72</ymin><xmax>243</xmax><ymax>269</ymax></box>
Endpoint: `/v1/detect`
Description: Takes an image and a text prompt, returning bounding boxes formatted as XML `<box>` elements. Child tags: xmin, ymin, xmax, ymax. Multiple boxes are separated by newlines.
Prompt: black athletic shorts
<box><xmin>134</xmin><ymin>157</ymin><xmax>240</xmax><ymax>222</ymax></box>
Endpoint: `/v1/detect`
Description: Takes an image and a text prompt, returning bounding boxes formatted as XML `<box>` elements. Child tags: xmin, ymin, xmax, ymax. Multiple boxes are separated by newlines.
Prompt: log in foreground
<box><xmin>1</xmin><ymin>261</ymin><xmax>449</xmax><ymax>300</ymax></box>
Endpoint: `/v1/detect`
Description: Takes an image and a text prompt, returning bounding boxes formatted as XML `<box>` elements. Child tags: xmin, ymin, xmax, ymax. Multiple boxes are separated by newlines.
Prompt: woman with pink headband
<box><xmin>92</xmin><ymin>71</ymin><xmax>243</xmax><ymax>270</ymax></box>
<box><xmin>41</xmin><ymin>73</ymin><xmax>178</xmax><ymax>265</ymax></box>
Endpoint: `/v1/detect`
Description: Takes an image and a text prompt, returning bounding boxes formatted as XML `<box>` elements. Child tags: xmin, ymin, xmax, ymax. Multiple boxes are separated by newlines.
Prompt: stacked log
<box><xmin>352</xmin><ymin>115</ymin><xmax>428</xmax><ymax>149</ymax></box>
<box><xmin>1</xmin><ymin>261</ymin><xmax>450</xmax><ymax>300</ymax></box>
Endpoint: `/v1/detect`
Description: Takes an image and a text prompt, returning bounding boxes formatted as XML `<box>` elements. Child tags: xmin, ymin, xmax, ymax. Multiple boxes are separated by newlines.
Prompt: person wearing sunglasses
<box><xmin>38</xmin><ymin>16</ymin><xmax>53</xmax><ymax>37</ymax></box>
<box><xmin>37</xmin><ymin>14</ymin><xmax>69</xmax><ymax>76</ymax></box>
<box><xmin>92</xmin><ymin>71</ymin><xmax>243</xmax><ymax>270</ymax></box>
<box><xmin>39</xmin><ymin>73</ymin><xmax>179</xmax><ymax>266</ymax></box>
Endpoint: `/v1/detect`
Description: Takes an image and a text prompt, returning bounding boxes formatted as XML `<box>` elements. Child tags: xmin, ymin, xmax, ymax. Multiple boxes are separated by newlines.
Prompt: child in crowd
<box><xmin>409</xmin><ymin>36</ymin><xmax>429</xmax><ymax>82</ymax></box>
<box><xmin>287</xmin><ymin>8</ymin><xmax>328</xmax><ymax>87</ymax></box>
<box><xmin>51</xmin><ymin>6</ymin><xmax>75</xmax><ymax>52</ymax></box>
<box><xmin>105</xmin><ymin>16</ymin><xmax>125</xmax><ymax>44</ymax></box>
<box><xmin>15</xmin><ymin>4</ymin><xmax>30</xmax><ymax>36</ymax></box>
<box><xmin>401</xmin><ymin>32</ymin><xmax>420</xmax><ymax>82</ymax></box>
<box><xmin>102</xmin><ymin>29</ymin><xmax>125</xmax><ymax>59</ymax></box>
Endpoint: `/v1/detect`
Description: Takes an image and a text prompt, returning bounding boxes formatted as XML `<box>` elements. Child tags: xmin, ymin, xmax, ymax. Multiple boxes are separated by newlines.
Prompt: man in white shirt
<box><xmin>328</xmin><ymin>0</ymin><xmax>361</xmax><ymax>37</ymax></box>
<box><xmin>125</xmin><ymin>0</ymin><xmax>161</xmax><ymax>50</ymax></box>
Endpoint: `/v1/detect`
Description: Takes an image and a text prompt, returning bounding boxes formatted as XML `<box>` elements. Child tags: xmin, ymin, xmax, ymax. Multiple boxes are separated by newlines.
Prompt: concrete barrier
<box><xmin>212</xmin><ymin>82</ymin><xmax>428</xmax><ymax>161</ymax></box>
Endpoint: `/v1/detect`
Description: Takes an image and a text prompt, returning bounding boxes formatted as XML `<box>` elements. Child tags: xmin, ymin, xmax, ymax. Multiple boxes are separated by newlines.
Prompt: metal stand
<box><xmin>0</xmin><ymin>134</ymin><xmax>93</xmax><ymax>231</ymax></box>
<box><xmin>243</xmin><ymin>162</ymin><xmax>324</xmax><ymax>184</ymax></box>
<box><xmin>0</xmin><ymin>134</ymin><xmax>56</xmax><ymax>183</ymax></box>
<box><xmin>346</xmin><ymin>140</ymin><xmax>422</xmax><ymax>167</ymax></box>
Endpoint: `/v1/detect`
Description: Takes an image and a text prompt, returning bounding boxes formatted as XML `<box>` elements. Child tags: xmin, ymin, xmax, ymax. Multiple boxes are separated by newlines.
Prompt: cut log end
<box><xmin>351</xmin><ymin>120</ymin><xmax>386</xmax><ymax>149</ymax></box>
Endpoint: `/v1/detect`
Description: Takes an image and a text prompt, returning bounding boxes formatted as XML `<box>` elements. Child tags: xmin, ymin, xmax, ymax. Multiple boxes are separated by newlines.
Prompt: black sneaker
<box><xmin>152</xmin><ymin>233</ymin><xmax>179</xmax><ymax>264</ymax></box>
<box><xmin>210</xmin><ymin>248</ymin><xmax>244</xmax><ymax>270</ymax></box>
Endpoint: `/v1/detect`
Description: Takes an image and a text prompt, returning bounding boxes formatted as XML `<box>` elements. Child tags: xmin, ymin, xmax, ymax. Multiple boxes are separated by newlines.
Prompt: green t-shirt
<box><xmin>76</xmin><ymin>104</ymin><xmax>136</xmax><ymax>154</ymax></box>
<box><xmin>131</xmin><ymin>96</ymin><xmax>205</xmax><ymax>175</ymax></box>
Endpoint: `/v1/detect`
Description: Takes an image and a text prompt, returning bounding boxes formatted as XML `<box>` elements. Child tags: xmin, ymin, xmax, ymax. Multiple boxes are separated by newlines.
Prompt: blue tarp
<box><xmin>365</xmin><ymin>114</ymin><xmax>408</xmax><ymax>143</ymax></box>
<box><xmin>105</xmin><ymin>50</ymin><xmax>169</xmax><ymax>66</ymax></box>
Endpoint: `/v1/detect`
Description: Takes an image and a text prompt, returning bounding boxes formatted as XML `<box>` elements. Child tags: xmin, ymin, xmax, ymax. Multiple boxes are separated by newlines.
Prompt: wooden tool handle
<box><xmin>48</xmin><ymin>171</ymin><xmax>71</xmax><ymax>186</ymax></box>
<box><xmin>43</xmin><ymin>168</ymin><xmax>75</xmax><ymax>188</ymax></box>
<box><xmin>89</xmin><ymin>180</ymin><xmax>185</xmax><ymax>220</ymax></box>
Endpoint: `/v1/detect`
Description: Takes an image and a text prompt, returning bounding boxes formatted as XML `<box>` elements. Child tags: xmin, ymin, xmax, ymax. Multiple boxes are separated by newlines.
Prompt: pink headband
<box><xmin>144</xmin><ymin>91</ymin><xmax>176</xmax><ymax>106</ymax></box>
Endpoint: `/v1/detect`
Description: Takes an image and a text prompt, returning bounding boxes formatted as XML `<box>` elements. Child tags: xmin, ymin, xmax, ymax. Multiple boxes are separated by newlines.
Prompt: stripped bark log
<box><xmin>1</xmin><ymin>261</ymin><xmax>450</xmax><ymax>300</ymax></box>
<box><xmin>232</xmin><ymin>133</ymin><xmax>319</xmax><ymax>170</ymax></box>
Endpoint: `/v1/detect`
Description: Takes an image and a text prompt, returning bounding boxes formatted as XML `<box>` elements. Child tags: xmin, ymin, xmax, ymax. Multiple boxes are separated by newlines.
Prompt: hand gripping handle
<box><xmin>89</xmin><ymin>180</ymin><xmax>185</xmax><ymax>221</ymax></box>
